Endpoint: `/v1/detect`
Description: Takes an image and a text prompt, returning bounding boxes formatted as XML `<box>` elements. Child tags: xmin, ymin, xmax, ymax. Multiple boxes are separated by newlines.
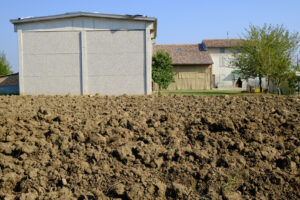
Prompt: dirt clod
<box><xmin>0</xmin><ymin>95</ymin><xmax>299</xmax><ymax>199</ymax></box>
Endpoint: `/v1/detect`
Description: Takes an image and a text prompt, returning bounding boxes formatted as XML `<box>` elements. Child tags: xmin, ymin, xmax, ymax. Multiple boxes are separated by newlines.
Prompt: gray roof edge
<box><xmin>10</xmin><ymin>12</ymin><xmax>157</xmax><ymax>24</ymax></box>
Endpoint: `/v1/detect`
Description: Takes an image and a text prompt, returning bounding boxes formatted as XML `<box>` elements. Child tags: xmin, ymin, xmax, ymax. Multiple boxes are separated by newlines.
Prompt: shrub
<box><xmin>152</xmin><ymin>50</ymin><xmax>174</xmax><ymax>90</ymax></box>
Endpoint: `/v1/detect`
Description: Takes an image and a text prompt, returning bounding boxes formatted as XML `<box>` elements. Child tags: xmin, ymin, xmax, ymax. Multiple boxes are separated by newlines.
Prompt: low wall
<box><xmin>0</xmin><ymin>85</ymin><xmax>19</xmax><ymax>94</ymax></box>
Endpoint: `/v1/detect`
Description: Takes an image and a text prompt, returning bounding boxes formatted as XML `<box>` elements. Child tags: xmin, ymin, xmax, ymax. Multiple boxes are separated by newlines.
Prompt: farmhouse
<box><xmin>153</xmin><ymin>44</ymin><xmax>213</xmax><ymax>90</ymax></box>
<box><xmin>11</xmin><ymin>12</ymin><xmax>157</xmax><ymax>95</ymax></box>
<box><xmin>202</xmin><ymin>39</ymin><xmax>245</xmax><ymax>89</ymax></box>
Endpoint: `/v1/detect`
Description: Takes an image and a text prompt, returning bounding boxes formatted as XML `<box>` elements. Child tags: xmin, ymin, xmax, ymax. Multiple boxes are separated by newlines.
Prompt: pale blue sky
<box><xmin>1</xmin><ymin>0</ymin><xmax>300</xmax><ymax>72</ymax></box>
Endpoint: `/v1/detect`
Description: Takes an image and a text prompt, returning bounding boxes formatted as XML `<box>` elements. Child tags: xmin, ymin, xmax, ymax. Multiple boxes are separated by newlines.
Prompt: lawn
<box><xmin>161</xmin><ymin>89</ymin><xmax>259</xmax><ymax>96</ymax></box>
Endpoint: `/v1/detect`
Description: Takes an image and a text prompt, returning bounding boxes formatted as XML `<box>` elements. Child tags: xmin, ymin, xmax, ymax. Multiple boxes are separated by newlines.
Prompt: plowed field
<box><xmin>0</xmin><ymin>95</ymin><xmax>299</xmax><ymax>199</ymax></box>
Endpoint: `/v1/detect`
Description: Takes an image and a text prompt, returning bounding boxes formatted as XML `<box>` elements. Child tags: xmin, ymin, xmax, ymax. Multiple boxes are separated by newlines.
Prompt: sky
<box><xmin>1</xmin><ymin>0</ymin><xmax>300</xmax><ymax>72</ymax></box>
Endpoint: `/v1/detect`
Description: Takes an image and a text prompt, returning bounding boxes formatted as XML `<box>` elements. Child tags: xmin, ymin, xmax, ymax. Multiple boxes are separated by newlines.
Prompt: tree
<box><xmin>0</xmin><ymin>51</ymin><xmax>13</xmax><ymax>75</ymax></box>
<box><xmin>286</xmin><ymin>65</ymin><xmax>300</xmax><ymax>94</ymax></box>
<box><xmin>286</xmin><ymin>71</ymin><xmax>300</xmax><ymax>94</ymax></box>
<box><xmin>152</xmin><ymin>50</ymin><xmax>174</xmax><ymax>90</ymax></box>
<box><xmin>232</xmin><ymin>24</ymin><xmax>299</xmax><ymax>94</ymax></box>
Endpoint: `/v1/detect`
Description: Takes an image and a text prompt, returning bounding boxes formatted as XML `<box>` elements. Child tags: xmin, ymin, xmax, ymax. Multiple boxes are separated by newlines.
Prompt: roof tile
<box><xmin>153</xmin><ymin>44</ymin><xmax>213</xmax><ymax>65</ymax></box>
<box><xmin>203</xmin><ymin>39</ymin><xmax>243</xmax><ymax>48</ymax></box>
<box><xmin>0</xmin><ymin>73</ymin><xmax>19</xmax><ymax>87</ymax></box>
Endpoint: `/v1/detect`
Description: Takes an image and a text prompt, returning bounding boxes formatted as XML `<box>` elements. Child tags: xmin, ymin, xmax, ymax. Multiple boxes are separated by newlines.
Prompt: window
<box><xmin>220</xmin><ymin>48</ymin><xmax>225</xmax><ymax>53</ymax></box>
<box><xmin>219</xmin><ymin>56</ymin><xmax>225</xmax><ymax>67</ymax></box>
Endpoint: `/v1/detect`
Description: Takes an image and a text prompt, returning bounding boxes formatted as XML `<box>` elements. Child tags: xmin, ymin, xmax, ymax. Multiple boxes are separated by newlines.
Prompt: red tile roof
<box><xmin>153</xmin><ymin>44</ymin><xmax>213</xmax><ymax>65</ymax></box>
<box><xmin>202</xmin><ymin>39</ymin><xmax>243</xmax><ymax>48</ymax></box>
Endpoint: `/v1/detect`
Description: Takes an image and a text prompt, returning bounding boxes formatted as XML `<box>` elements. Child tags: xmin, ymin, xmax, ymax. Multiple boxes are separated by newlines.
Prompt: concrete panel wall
<box><xmin>23</xmin><ymin>31</ymin><xmax>80</xmax><ymax>54</ymax></box>
<box><xmin>15</xmin><ymin>17</ymin><xmax>154</xmax><ymax>95</ymax></box>
<box><xmin>88</xmin><ymin>76</ymin><xmax>145</xmax><ymax>95</ymax></box>
<box><xmin>22</xmin><ymin>31</ymin><xmax>81</xmax><ymax>95</ymax></box>
<box><xmin>86</xmin><ymin>30</ymin><xmax>145</xmax><ymax>95</ymax></box>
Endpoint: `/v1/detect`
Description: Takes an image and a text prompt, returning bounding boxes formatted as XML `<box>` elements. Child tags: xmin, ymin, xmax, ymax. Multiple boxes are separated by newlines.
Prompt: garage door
<box><xmin>22</xmin><ymin>31</ymin><xmax>81</xmax><ymax>95</ymax></box>
<box><xmin>86</xmin><ymin>30</ymin><xmax>145</xmax><ymax>95</ymax></box>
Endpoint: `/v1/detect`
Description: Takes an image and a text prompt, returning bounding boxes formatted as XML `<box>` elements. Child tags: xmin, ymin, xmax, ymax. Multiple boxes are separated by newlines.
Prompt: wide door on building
<box><xmin>86</xmin><ymin>30</ymin><xmax>145</xmax><ymax>95</ymax></box>
<box><xmin>22</xmin><ymin>31</ymin><xmax>81</xmax><ymax>95</ymax></box>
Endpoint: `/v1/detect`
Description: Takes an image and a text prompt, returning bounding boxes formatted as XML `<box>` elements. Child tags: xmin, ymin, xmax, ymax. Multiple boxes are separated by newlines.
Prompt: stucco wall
<box><xmin>208</xmin><ymin>48</ymin><xmax>269</xmax><ymax>90</ymax></box>
<box><xmin>15</xmin><ymin>17</ymin><xmax>154</xmax><ymax>95</ymax></box>
<box><xmin>208</xmin><ymin>48</ymin><xmax>241</xmax><ymax>89</ymax></box>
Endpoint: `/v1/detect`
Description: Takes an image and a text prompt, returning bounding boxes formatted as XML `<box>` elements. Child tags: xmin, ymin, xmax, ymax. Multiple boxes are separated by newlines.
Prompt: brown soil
<box><xmin>0</xmin><ymin>95</ymin><xmax>299</xmax><ymax>200</ymax></box>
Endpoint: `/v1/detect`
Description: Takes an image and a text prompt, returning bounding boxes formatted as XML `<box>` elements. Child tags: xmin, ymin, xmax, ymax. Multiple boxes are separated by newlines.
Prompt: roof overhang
<box><xmin>154</xmin><ymin>44</ymin><xmax>214</xmax><ymax>65</ymax></box>
<box><xmin>10</xmin><ymin>12</ymin><xmax>157</xmax><ymax>38</ymax></box>
<box><xmin>173</xmin><ymin>63</ymin><xmax>213</xmax><ymax>65</ymax></box>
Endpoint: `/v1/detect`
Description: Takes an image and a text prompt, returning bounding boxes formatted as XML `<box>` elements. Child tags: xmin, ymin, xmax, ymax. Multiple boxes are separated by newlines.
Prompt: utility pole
<box><xmin>297</xmin><ymin>54</ymin><xmax>299</xmax><ymax>70</ymax></box>
<box><xmin>298</xmin><ymin>55</ymin><xmax>300</xmax><ymax>95</ymax></box>
<box><xmin>297</xmin><ymin>54</ymin><xmax>300</xmax><ymax>95</ymax></box>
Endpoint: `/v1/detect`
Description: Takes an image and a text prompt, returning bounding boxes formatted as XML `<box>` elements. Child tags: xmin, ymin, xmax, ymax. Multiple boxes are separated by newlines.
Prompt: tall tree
<box><xmin>0</xmin><ymin>51</ymin><xmax>13</xmax><ymax>75</ymax></box>
<box><xmin>232</xmin><ymin>24</ymin><xmax>299</xmax><ymax>94</ymax></box>
<box><xmin>266</xmin><ymin>25</ymin><xmax>299</xmax><ymax>94</ymax></box>
<box><xmin>152</xmin><ymin>50</ymin><xmax>174</xmax><ymax>90</ymax></box>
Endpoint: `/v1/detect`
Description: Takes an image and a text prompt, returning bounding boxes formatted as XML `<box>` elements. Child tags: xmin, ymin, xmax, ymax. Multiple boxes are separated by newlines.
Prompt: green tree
<box><xmin>232</xmin><ymin>24</ymin><xmax>299</xmax><ymax>94</ymax></box>
<box><xmin>152</xmin><ymin>50</ymin><xmax>174</xmax><ymax>90</ymax></box>
<box><xmin>286</xmin><ymin>65</ymin><xmax>300</xmax><ymax>94</ymax></box>
<box><xmin>0</xmin><ymin>51</ymin><xmax>13</xmax><ymax>75</ymax></box>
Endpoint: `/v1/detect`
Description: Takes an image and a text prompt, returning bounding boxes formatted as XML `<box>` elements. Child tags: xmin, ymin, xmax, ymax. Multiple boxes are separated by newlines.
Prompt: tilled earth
<box><xmin>0</xmin><ymin>95</ymin><xmax>299</xmax><ymax>200</ymax></box>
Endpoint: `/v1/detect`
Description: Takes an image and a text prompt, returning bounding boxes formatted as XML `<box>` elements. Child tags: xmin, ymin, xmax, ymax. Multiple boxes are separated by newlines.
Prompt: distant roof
<box><xmin>0</xmin><ymin>73</ymin><xmax>19</xmax><ymax>87</ymax></box>
<box><xmin>202</xmin><ymin>39</ymin><xmax>243</xmax><ymax>48</ymax></box>
<box><xmin>0</xmin><ymin>72</ymin><xmax>19</xmax><ymax>78</ymax></box>
<box><xmin>10</xmin><ymin>12</ymin><xmax>157</xmax><ymax>37</ymax></box>
<box><xmin>154</xmin><ymin>44</ymin><xmax>213</xmax><ymax>65</ymax></box>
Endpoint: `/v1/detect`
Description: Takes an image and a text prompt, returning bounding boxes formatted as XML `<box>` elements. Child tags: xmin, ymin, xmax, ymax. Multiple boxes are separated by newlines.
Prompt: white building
<box><xmin>202</xmin><ymin>39</ymin><xmax>248</xmax><ymax>89</ymax></box>
<box><xmin>11</xmin><ymin>12</ymin><xmax>156</xmax><ymax>95</ymax></box>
